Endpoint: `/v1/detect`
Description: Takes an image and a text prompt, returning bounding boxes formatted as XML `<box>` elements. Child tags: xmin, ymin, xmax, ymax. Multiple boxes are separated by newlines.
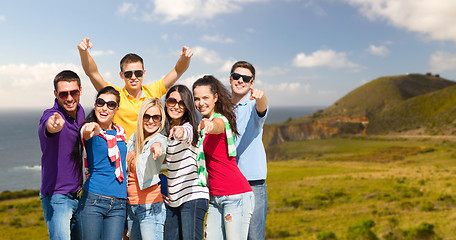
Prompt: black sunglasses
<box><xmin>123</xmin><ymin>70</ymin><xmax>144</xmax><ymax>79</ymax></box>
<box><xmin>231</xmin><ymin>73</ymin><xmax>253</xmax><ymax>83</ymax></box>
<box><xmin>165</xmin><ymin>97</ymin><xmax>185</xmax><ymax>109</ymax></box>
<box><xmin>143</xmin><ymin>113</ymin><xmax>162</xmax><ymax>123</ymax></box>
<box><xmin>95</xmin><ymin>98</ymin><xmax>118</xmax><ymax>110</ymax></box>
<box><xmin>58</xmin><ymin>89</ymin><xmax>80</xmax><ymax>99</ymax></box>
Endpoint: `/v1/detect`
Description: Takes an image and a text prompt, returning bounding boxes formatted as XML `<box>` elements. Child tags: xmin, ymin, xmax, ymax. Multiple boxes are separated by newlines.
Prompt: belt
<box><xmin>248</xmin><ymin>179</ymin><xmax>265</xmax><ymax>186</ymax></box>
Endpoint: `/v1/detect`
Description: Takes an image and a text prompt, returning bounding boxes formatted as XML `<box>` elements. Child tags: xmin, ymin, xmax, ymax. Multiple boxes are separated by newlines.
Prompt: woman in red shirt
<box><xmin>192</xmin><ymin>75</ymin><xmax>254</xmax><ymax>240</ymax></box>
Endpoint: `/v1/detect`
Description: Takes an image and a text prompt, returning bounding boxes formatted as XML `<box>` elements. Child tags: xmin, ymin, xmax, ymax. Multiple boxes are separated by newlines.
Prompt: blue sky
<box><xmin>1</xmin><ymin>0</ymin><xmax>456</xmax><ymax>109</ymax></box>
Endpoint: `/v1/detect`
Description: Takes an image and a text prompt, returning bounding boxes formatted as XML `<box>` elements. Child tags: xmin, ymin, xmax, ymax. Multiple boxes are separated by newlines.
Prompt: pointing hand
<box><xmin>78</xmin><ymin>37</ymin><xmax>93</xmax><ymax>51</ymax></box>
<box><xmin>250</xmin><ymin>87</ymin><xmax>264</xmax><ymax>101</ymax></box>
<box><xmin>46</xmin><ymin>112</ymin><xmax>65</xmax><ymax>133</ymax></box>
<box><xmin>169</xmin><ymin>126</ymin><xmax>185</xmax><ymax>140</ymax></box>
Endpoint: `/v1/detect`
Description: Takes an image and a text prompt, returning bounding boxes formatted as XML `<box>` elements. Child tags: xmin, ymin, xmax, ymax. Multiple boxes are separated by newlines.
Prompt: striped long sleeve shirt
<box><xmin>166</xmin><ymin>122</ymin><xmax>209</xmax><ymax>207</ymax></box>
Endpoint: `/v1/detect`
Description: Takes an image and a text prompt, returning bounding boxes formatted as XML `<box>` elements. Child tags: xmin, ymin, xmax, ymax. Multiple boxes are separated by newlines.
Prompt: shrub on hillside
<box><xmin>316</xmin><ymin>231</ymin><xmax>337</xmax><ymax>240</ymax></box>
<box><xmin>346</xmin><ymin>219</ymin><xmax>378</xmax><ymax>240</ymax></box>
<box><xmin>403</xmin><ymin>222</ymin><xmax>441</xmax><ymax>240</ymax></box>
<box><xmin>0</xmin><ymin>190</ymin><xmax>39</xmax><ymax>201</ymax></box>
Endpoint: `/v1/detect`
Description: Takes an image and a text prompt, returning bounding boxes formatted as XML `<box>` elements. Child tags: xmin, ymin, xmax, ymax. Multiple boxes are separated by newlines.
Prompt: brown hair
<box><xmin>164</xmin><ymin>85</ymin><xmax>199</xmax><ymax>147</ymax></box>
<box><xmin>53</xmin><ymin>70</ymin><xmax>81</xmax><ymax>91</ymax></box>
<box><xmin>120</xmin><ymin>53</ymin><xmax>144</xmax><ymax>72</ymax></box>
<box><xmin>230</xmin><ymin>61</ymin><xmax>255</xmax><ymax>80</ymax></box>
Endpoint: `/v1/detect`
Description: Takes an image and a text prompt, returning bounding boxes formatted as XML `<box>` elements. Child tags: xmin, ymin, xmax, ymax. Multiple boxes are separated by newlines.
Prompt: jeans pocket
<box><xmin>152</xmin><ymin>201</ymin><xmax>164</xmax><ymax>215</ymax></box>
<box><xmin>225</xmin><ymin>193</ymin><xmax>242</xmax><ymax>202</ymax></box>
<box><xmin>85</xmin><ymin>196</ymin><xmax>98</xmax><ymax>206</ymax></box>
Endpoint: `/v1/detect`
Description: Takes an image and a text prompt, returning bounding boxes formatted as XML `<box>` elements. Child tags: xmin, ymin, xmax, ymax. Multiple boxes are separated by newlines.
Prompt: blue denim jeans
<box><xmin>78</xmin><ymin>191</ymin><xmax>126</xmax><ymax>240</ymax></box>
<box><xmin>164</xmin><ymin>198</ymin><xmax>209</xmax><ymax>240</ymax></box>
<box><xmin>40</xmin><ymin>193</ymin><xmax>79</xmax><ymax>240</ymax></box>
<box><xmin>205</xmin><ymin>192</ymin><xmax>254</xmax><ymax>240</ymax></box>
<box><xmin>127</xmin><ymin>201</ymin><xmax>166</xmax><ymax>240</ymax></box>
<box><xmin>247</xmin><ymin>181</ymin><xmax>268</xmax><ymax>240</ymax></box>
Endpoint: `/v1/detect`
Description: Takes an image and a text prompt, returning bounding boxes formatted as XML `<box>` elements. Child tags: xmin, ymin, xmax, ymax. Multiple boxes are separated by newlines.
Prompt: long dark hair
<box><xmin>164</xmin><ymin>85</ymin><xmax>199</xmax><ymax>147</ymax></box>
<box><xmin>71</xmin><ymin>86</ymin><xmax>120</xmax><ymax>162</ymax></box>
<box><xmin>192</xmin><ymin>75</ymin><xmax>238</xmax><ymax>136</ymax></box>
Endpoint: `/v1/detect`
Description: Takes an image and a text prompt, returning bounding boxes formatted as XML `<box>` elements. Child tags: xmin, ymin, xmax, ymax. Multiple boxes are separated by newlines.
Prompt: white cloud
<box><xmin>246</xmin><ymin>28</ymin><xmax>255</xmax><ymax>34</ymax></box>
<box><xmin>346</xmin><ymin>0</ymin><xmax>456</xmax><ymax>42</ymax></box>
<box><xmin>293</xmin><ymin>49</ymin><xmax>359</xmax><ymax>69</ymax></box>
<box><xmin>218</xmin><ymin>60</ymin><xmax>237</xmax><ymax>73</ymax></box>
<box><xmin>0</xmin><ymin>63</ymin><xmax>98</xmax><ymax>109</ymax></box>
<box><xmin>367</xmin><ymin>44</ymin><xmax>390</xmax><ymax>56</ymax></box>
<box><xmin>142</xmin><ymin>0</ymin><xmax>267</xmax><ymax>23</ymax></box>
<box><xmin>192</xmin><ymin>46</ymin><xmax>223</xmax><ymax>64</ymax></box>
<box><xmin>162</xmin><ymin>34</ymin><xmax>168</xmax><ymax>41</ymax></box>
<box><xmin>303</xmin><ymin>1</ymin><xmax>327</xmax><ymax>17</ymax></box>
<box><xmin>0</xmin><ymin>15</ymin><xmax>5</xmax><ymax>22</ymax></box>
<box><xmin>90</xmin><ymin>50</ymin><xmax>115</xmax><ymax>57</ymax></box>
<box><xmin>429</xmin><ymin>51</ymin><xmax>456</xmax><ymax>72</ymax></box>
<box><xmin>176</xmin><ymin>75</ymin><xmax>205</xmax><ymax>90</ymax></box>
<box><xmin>0</xmin><ymin>63</ymin><xmax>79</xmax><ymax>88</ymax></box>
<box><xmin>201</xmin><ymin>34</ymin><xmax>235</xmax><ymax>44</ymax></box>
<box><xmin>279</xmin><ymin>82</ymin><xmax>302</xmax><ymax>92</ymax></box>
<box><xmin>261</xmin><ymin>81</ymin><xmax>303</xmax><ymax>93</ymax></box>
<box><xmin>257</xmin><ymin>66</ymin><xmax>289</xmax><ymax>77</ymax></box>
<box><xmin>117</xmin><ymin>2</ymin><xmax>138</xmax><ymax>16</ymax></box>
<box><xmin>258</xmin><ymin>82</ymin><xmax>321</xmax><ymax>106</ymax></box>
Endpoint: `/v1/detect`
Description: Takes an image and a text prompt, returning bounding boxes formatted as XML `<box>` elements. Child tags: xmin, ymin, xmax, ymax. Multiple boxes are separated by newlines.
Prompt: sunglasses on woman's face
<box><xmin>143</xmin><ymin>113</ymin><xmax>162</xmax><ymax>123</ymax></box>
<box><xmin>95</xmin><ymin>98</ymin><xmax>118</xmax><ymax>110</ymax></box>
<box><xmin>231</xmin><ymin>73</ymin><xmax>253</xmax><ymax>83</ymax></box>
<box><xmin>123</xmin><ymin>70</ymin><xmax>144</xmax><ymax>79</ymax></box>
<box><xmin>165</xmin><ymin>97</ymin><xmax>185</xmax><ymax>109</ymax></box>
<box><xmin>58</xmin><ymin>89</ymin><xmax>80</xmax><ymax>99</ymax></box>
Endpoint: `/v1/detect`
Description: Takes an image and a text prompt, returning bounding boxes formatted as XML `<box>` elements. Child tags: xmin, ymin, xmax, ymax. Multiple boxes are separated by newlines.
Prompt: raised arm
<box><xmin>162</xmin><ymin>46</ymin><xmax>193</xmax><ymax>90</ymax></box>
<box><xmin>78</xmin><ymin>37</ymin><xmax>108</xmax><ymax>92</ymax></box>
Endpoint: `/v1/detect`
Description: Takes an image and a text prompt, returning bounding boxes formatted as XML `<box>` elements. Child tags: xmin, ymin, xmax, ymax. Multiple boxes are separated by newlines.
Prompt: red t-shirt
<box><xmin>204</xmin><ymin>132</ymin><xmax>252</xmax><ymax>196</ymax></box>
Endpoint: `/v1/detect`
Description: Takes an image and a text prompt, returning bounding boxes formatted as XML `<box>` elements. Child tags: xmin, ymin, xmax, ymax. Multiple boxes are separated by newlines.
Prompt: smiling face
<box><xmin>230</xmin><ymin>67</ymin><xmax>254</xmax><ymax>97</ymax></box>
<box><xmin>143</xmin><ymin>106</ymin><xmax>162</xmax><ymax>137</ymax></box>
<box><xmin>193</xmin><ymin>85</ymin><xmax>218</xmax><ymax>118</ymax></box>
<box><xmin>94</xmin><ymin>93</ymin><xmax>118</xmax><ymax>130</ymax></box>
<box><xmin>166</xmin><ymin>91</ymin><xmax>186</xmax><ymax>124</ymax></box>
<box><xmin>120</xmin><ymin>61</ymin><xmax>145</xmax><ymax>93</ymax></box>
<box><xmin>54</xmin><ymin>81</ymin><xmax>81</xmax><ymax>117</ymax></box>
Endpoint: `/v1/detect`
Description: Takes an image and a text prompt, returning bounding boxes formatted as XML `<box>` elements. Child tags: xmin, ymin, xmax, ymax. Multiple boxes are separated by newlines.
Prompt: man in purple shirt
<box><xmin>38</xmin><ymin>70</ymin><xmax>85</xmax><ymax>240</ymax></box>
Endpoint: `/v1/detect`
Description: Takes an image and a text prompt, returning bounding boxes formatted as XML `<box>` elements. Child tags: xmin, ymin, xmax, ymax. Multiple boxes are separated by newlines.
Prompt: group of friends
<box><xmin>38</xmin><ymin>37</ymin><xmax>269</xmax><ymax>240</ymax></box>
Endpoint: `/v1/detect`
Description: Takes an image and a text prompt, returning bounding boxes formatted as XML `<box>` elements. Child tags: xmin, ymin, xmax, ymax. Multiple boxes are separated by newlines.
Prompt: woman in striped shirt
<box><xmin>163</xmin><ymin>85</ymin><xmax>210</xmax><ymax>240</ymax></box>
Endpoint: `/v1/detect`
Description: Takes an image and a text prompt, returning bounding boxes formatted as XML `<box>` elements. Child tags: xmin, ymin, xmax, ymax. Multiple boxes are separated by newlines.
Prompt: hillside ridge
<box><xmin>264</xmin><ymin>73</ymin><xmax>456</xmax><ymax>148</ymax></box>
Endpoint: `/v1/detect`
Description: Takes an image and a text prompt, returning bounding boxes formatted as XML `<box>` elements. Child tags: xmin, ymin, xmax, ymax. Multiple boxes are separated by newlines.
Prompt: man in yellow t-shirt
<box><xmin>78</xmin><ymin>37</ymin><xmax>193</xmax><ymax>139</ymax></box>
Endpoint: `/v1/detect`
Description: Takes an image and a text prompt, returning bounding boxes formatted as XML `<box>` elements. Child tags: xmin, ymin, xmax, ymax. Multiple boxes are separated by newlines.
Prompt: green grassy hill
<box><xmin>318</xmin><ymin>73</ymin><xmax>455</xmax><ymax>119</ymax></box>
<box><xmin>368</xmin><ymin>84</ymin><xmax>456</xmax><ymax>135</ymax></box>
<box><xmin>263</xmin><ymin>74</ymin><xmax>456</xmax><ymax>146</ymax></box>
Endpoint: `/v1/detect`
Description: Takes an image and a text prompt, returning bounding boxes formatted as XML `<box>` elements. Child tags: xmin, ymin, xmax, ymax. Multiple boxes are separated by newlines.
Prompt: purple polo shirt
<box><xmin>38</xmin><ymin>99</ymin><xmax>85</xmax><ymax>195</ymax></box>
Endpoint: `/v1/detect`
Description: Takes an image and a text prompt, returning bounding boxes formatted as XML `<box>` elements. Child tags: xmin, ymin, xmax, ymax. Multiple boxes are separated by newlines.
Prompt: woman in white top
<box><xmin>163</xmin><ymin>85</ymin><xmax>209</xmax><ymax>240</ymax></box>
<box><xmin>126</xmin><ymin>98</ymin><xmax>168</xmax><ymax>240</ymax></box>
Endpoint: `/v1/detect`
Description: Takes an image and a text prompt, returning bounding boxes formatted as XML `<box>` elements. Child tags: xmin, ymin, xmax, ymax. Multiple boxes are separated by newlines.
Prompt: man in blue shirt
<box><xmin>230</xmin><ymin>61</ymin><xmax>268</xmax><ymax>240</ymax></box>
<box><xmin>38</xmin><ymin>70</ymin><xmax>85</xmax><ymax>239</ymax></box>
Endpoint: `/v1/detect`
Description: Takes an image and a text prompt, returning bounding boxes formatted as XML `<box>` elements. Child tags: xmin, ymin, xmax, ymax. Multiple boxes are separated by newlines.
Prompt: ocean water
<box><xmin>0</xmin><ymin>105</ymin><xmax>325</xmax><ymax>192</ymax></box>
